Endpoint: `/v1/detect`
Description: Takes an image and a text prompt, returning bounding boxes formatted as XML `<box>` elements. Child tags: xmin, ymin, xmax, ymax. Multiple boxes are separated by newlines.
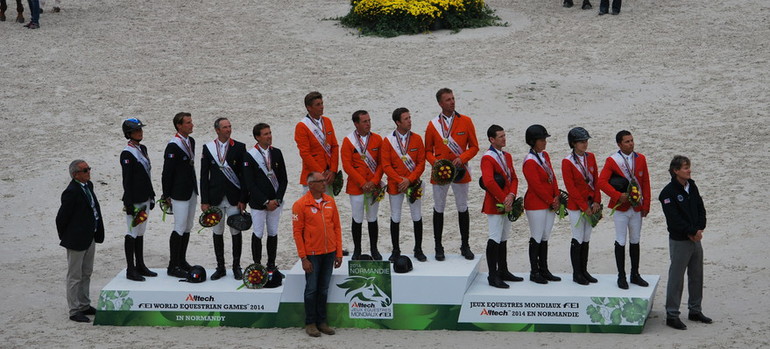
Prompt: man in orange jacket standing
<box><xmin>598</xmin><ymin>130</ymin><xmax>651</xmax><ymax>290</ymax></box>
<box><xmin>425</xmin><ymin>88</ymin><xmax>479</xmax><ymax>261</ymax></box>
<box><xmin>292</xmin><ymin>172</ymin><xmax>343</xmax><ymax>337</ymax></box>
<box><xmin>294</xmin><ymin>91</ymin><xmax>339</xmax><ymax>193</ymax></box>
<box><xmin>341</xmin><ymin>110</ymin><xmax>384</xmax><ymax>260</ymax></box>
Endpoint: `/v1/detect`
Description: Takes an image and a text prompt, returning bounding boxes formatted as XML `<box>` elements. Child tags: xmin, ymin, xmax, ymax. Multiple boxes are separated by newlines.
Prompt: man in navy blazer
<box><xmin>56</xmin><ymin>160</ymin><xmax>104</xmax><ymax>323</ymax></box>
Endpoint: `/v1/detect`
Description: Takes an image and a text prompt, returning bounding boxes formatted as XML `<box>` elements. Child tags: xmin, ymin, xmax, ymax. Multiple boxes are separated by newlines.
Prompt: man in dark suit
<box><xmin>56</xmin><ymin>160</ymin><xmax>104</xmax><ymax>323</ymax></box>
<box><xmin>162</xmin><ymin>112</ymin><xmax>198</xmax><ymax>278</ymax></box>
<box><xmin>243</xmin><ymin>123</ymin><xmax>288</xmax><ymax>271</ymax></box>
<box><xmin>120</xmin><ymin>118</ymin><xmax>157</xmax><ymax>282</ymax></box>
<box><xmin>200</xmin><ymin>117</ymin><xmax>248</xmax><ymax>280</ymax></box>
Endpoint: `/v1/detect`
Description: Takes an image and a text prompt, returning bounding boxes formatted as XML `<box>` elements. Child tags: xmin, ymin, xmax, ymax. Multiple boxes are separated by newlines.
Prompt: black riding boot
<box><xmin>167</xmin><ymin>232</ymin><xmax>187</xmax><ymax>278</ymax></box>
<box><xmin>135</xmin><ymin>236</ymin><xmax>156</xmax><ymax>277</ymax></box>
<box><xmin>210</xmin><ymin>234</ymin><xmax>227</xmax><ymax>280</ymax></box>
<box><xmin>368</xmin><ymin>221</ymin><xmax>382</xmax><ymax>260</ymax></box>
<box><xmin>539</xmin><ymin>240</ymin><xmax>561</xmax><ymax>281</ymax></box>
<box><xmin>563</xmin><ymin>0</ymin><xmax>574</xmax><ymax>8</ymax></box>
<box><xmin>459</xmin><ymin>210</ymin><xmax>474</xmax><ymax>260</ymax></box>
<box><xmin>179</xmin><ymin>232</ymin><xmax>192</xmax><ymax>272</ymax></box>
<box><xmin>351</xmin><ymin>219</ymin><xmax>363</xmax><ymax>260</ymax></box>
<box><xmin>498</xmin><ymin>240</ymin><xmax>523</xmax><ymax>282</ymax></box>
<box><xmin>615</xmin><ymin>241</ymin><xmax>629</xmax><ymax>289</ymax></box>
<box><xmin>413</xmin><ymin>219</ymin><xmax>426</xmax><ymax>262</ymax></box>
<box><xmin>611</xmin><ymin>0</ymin><xmax>621</xmax><ymax>14</ymax></box>
<box><xmin>232</xmin><ymin>233</ymin><xmax>243</xmax><ymax>279</ymax></box>
<box><xmin>433</xmin><ymin>209</ymin><xmax>445</xmax><ymax>261</ymax></box>
<box><xmin>599</xmin><ymin>0</ymin><xmax>609</xmax><ymax>14</ymax></box>
<box><xmin>125</xmin><ymin>236</ymin><xmax>145</xmax><ymax>281</ymax></box>
<box><xmin>486</xmin><ymin>240</ymin><xmax>509</xmax><ymax>288</ymax></box>
<box><xmin>582</xmin><ymin>241</ymin><xmax>597</xmax><ymax>283</ymax></box>
<box><xmin>251</xmin><ymin>235</ymin><xmax>262</xmax><ymax>265</ymax></box>
<box><xmin>266</xmin><ymin>235</ymin><xmax>278</xmax><ymax>270</ymax></box>
<box><xmin>571</xmin><ymin>239</ymin><xmax>589</xmax><ymax>285</ymax></box>
<box><xmin>582</xmin><ymin>0</ymin><xmax>593</xmax><ymax>9</ymax></box>
<box><xmin>388</xmin><ymin>219</ymin><xmax>401</xmax><ymax>262</ymax></box>
<box><xmin>629</xmin><ymin>243</ymin><xmax>648</xmax><ymax>286</ymax></box>
<box><xmin>529</xmin><ymin>238</ymin><xmax>547</xmax><ymax>284</ymax></box>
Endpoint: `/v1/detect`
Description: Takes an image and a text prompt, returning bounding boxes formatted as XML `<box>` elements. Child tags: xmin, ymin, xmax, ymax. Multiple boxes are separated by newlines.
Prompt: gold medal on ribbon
<box><xmin>401</xmin><ymin>156</ymin><xmax>407</xmax><ymax>161</ymax></box>
<box><xmin>361</xmin><ymin>155</ymin><xmax>366</xmax><ymax>161</ymax></box>
<box><xmin>443</xmin><ymin>139</ymin><xmax>449</xmax><ymax>145</ymax></box>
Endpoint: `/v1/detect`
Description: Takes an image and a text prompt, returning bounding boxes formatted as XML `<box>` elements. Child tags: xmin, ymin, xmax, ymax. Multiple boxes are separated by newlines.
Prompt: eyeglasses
<box><xmin>79</xmin><ymin>167</ymin><xmax>92</xmax><ymax>173</ymax></box>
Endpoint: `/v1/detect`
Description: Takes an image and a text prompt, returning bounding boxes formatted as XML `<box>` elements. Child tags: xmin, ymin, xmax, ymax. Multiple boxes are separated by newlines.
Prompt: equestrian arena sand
<box><xmin>1</xmin><ymin>0</ymin><xmax>768</xmax><ymax>347</ymax></box>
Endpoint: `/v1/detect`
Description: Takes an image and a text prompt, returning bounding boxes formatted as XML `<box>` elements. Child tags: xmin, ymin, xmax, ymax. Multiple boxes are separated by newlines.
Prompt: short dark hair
<box><xmin>304</xmin><ymin>91</ymin><xmax>322</xmax><ymax>107</ymax></box>
<box><xmin>214</xmin><ymin>117</ymin><xmax>228</xmax><ymax>129</ymax></box>
<box><xmin>436</xmin><ymin>88</ymin><xmax>453</xmax><ymax>102</ymax></box>
<box><xmin>352</xmin><ymin>110</ymin><xmax>368</xmax><ymax>123</ymax></box>
<box><xmin>173</xmin><ymin>112</ymin><xmax>191</xmax><ymax>131</ymax></box>
<box><xmin>392</xmin><ymin>107</ymin><xmax>409</xmax><ymax>124</ymax></box>
<box><xmin>616</xmin><ymin>130</ymin><xmax>632</xmax><ymax>144</ymax></box>
<box><xmin>487</xmin><ymin>124</ymin><xmax>504</xmax><ymax>140</ymax></box>
<box><xmin>668</xmin><ymin>155</ymin><xmax>691</xmax><ymax>178</ymax></box>
<box><xmin>253</xmin><ymin>123</ymin><xmax>270</xmax><ymax>138</ymax></box>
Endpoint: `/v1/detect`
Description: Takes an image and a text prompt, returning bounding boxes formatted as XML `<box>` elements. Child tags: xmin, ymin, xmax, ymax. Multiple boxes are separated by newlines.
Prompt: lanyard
<box><xmin>491</xmin><ymin>146</ymin><xmax>511</xmax><ymax>181</ymax></box>
<box><xmin>306</xmin><ymin>115</ymin><xmax>326</xmax><ymax>144</ymax></box>
<box><xmin>256</xmin><ymin>144</ymin><xmax>272</xmax><ymax>172</ymax></box>
<box><xmin>175</xmin><ymin>133</ymin><xmax>193</xmax><ymax>158</ymax></box>
<box><xmin>215</xmin><ymin>139</ymin><xmax>229</xmax><ymax>165</ymax></box>
<box><xmin>393</xmin><ymin>130</ymin><xmax>411</xmax><ymax>158</ymax></box>
<box><xmin>355</xmin><ymin>131</ymin><xmax>370</xmax><ymax>159</ymax></box>
<box><xmin>572</xmin><ymin>151</ymin><xmax>591</xmax><ymax>185</ymax></box>
<box><xmin>438</xmin><ymin>113</ymin><xmax>454</xmax><ymax>143</ymax></box>
<box><xmin>618</xmin><ymin>151</ymin><xmax>636</xmax><ymax>179</ymax></box>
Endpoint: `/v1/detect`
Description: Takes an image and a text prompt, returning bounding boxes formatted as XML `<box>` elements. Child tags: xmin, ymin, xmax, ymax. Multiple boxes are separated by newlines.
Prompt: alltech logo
<box><xmin>185</xmin><ymin>294</ymin><xmax>215</xmax><ymax>302</ymax></box>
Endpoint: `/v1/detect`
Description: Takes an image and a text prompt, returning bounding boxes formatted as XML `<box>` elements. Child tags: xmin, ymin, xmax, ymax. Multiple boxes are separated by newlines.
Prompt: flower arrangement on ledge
<box><xmin>340</xmin><ymin>0</ymin><xmax>505</xmax><ymax>37</ymax></box>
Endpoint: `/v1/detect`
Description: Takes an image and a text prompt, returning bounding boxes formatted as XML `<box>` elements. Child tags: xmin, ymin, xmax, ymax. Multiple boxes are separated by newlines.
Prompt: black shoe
<box><xmin>371</xmin><ymin>249</ymin><xmax>383</xmax><ymax>261</ymax></box>
<box><xmin>413</xmin><ymin>249</ymin><xmax>427</xmax><ymax>262</ymax></box>
<box><xmin>232</xmin><ymin>266</ymin><xmax>243</xmax><ymax>280</ymax></box>
<box><xmin>210</xmin><ymin>267</ymin><xmax>226</xmax><ymax>280</ymax></box>
<box><xmin>83</xmin><ymin>306</ymin><xmax>97</xmax><ymax>315</ymax></box>
<box><xmin>573</xmin><ymin>272</ymin><xmax>589</xmax><ymax>285</ymax></box>
<box><xmin>435</xmin><ymin>247</ymin><xmax>445</xmax><ymax>261</ymax></box>
<box><xmin>529</xmin><ymin>272</ymin><xmax>548</xmax><ymax>284</ymax></box>
<box><xmin>630</xmin><ymin>274</ymin><xmax>649</xmax><ymax>287</ymax></box>
<box><xmin>460</xmin><ymin>245</ymin><xmax>474</xmax><ymax>260</ymax></box>
<box><xmin>488</xmin><ymin>274</ymin><xmax>510</xmax><ymax>289</ymax></box>
<box><xmin>126</xmin><ymin>268</ymin><xmax>146</xmax><ymax>282</ymax></box>
<box><xmin>563</xmin><ymin>0</ymin><xmax>574</xmax><ymax>7</ymax></box>
<box><xmin>666</xmin><ymin>317</ymin><xmax>687</xmax><ymax>330</ymax></box>
<box><xmin>582</xmin><ymin>0</ymin><xmax>593</xmax><ymax>9</ymax></box>
<box><xmin>69</xmin><ymin>312</ymin><xmax>90</xmax><ymax>323</ymax></box>
<box><xmin>167</xmin><ymin>266</ymin><xmax>187</xmax><ymax>278</ymax></box>
<box><xmin>688</xmin><ymin>312</ymin><xmax>713</xmax><ymax>324</ymax></box>
<box><xmin>388</xmin><ymin>250</ymin><xmax>400</xmax><ymax>263</ymax></box>
<box><xmin>611</xmin><ymin>9</ymin><xmax>620</xmax><ymax>15</ymax></box>
<box><xmin>500</xmin><ymin>271</ymin><xmax>524</xmax><ymax>282</ymax></box>
<box><xmin>617</xmin><ymin>274</ymin><xmax>629</xmax><ymax>289</ymax></box>
<box><xmin>599</xmin><ymin>9</ymin><xmax>608</xmax><ymax>15</ymax></box>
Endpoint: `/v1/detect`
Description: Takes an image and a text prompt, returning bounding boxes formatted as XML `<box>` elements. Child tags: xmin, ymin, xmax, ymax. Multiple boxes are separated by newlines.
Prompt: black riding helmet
<box><xmin>525</xmin><ymin>124</ymin><xmax>550</xmax><ymax>147</ymax></box>
<box><xmin>122</xmin><ymin>118</ymin><xmax>146</xmax><ymax>139</ymax></box>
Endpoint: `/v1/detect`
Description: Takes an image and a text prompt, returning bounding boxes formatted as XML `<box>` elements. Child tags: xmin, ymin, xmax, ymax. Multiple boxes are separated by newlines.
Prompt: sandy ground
<box><xmin>1</xmin><ymin>0</ymin><xmax>769</xmax><ymax>347</ymax></box>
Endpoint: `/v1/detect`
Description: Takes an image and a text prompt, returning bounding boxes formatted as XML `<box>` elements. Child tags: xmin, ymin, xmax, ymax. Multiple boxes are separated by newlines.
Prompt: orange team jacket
<box><xmin>597</xmin><ymin>151</ymin><xmax>651</xmax><ymax>213</ymax></box>
<box><xmin>341</xmin><ymin>132</ymin><xmax>384</xmax><ymax>195</ymax></box>
<box><xmin>522</xmin><ymin>150</ymin><xmax>560</xmax><ymax>210</ymax></box>
<box><xmin>381</xmin><ymin>131</ymin><xmax>426</xmax><ymax>195</ymax></box>
<box><xmin>291</xmin><ymin>191</ymin><xmax>343</xmax><ymax>258</ymax></box>
<box><xmin>294</xmin><ymin>115</ymin><xmax>339</xmax><ymax>185</ymax></box>
<box><xmin>424</xmin><ymin>113</ymin><xmax>479</xmax><ymax>184</ymax></box>
<box><xmin>480</xmin><ymin>147</ymin><xmax>519</xmax><ymax>214</ymax></box>
<box><xmin>561</xmin><ymin>152</ymin><xmax>602</xmax><ymax>212</ymax></box>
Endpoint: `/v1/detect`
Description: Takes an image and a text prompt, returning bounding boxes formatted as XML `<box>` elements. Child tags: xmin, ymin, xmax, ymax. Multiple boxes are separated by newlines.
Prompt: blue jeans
<box><xmin>304</xmin><ymin>252</ymin><xmax>335</xmax><ymax>325</ymax></box>
<box><xmin>27</xmin><ymin>0</ymin><xmax>40</xmax><ymax>23</ymax></box>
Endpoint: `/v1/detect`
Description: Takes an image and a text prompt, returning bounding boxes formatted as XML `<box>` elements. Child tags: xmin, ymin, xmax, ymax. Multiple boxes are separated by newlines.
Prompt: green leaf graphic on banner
<box><xmin>610</xmin><ymin>308</ymin><xmax>622</xmax><ymax>325</ymax></box>
<box><xmin>591</xmin><ymin>297</ymin><xmax>605</xmax><ymax>305</ymax></box>
<box><xmin>622</xmin><ymin>301</ymin><xmax>646</xmax><ymax>324</ymax></box>
<box><xmin>586</xmin><ymin>297</ymin><xmax>649</xmax><ymax>326</ymax></box>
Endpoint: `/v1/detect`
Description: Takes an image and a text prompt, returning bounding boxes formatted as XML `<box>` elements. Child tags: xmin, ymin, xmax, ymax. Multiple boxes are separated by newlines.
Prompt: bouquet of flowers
<box><xmin>157</xmin><ymin>198</ymin><xmax>173</xmax><ymax>222</ymax></box>
<box><xmin>431</xmin><ymin>159</ymin><xmax>456</xmax><ymax>185</ymax></box>
<box><xmin>611</xmin><ymin>180</ymin><xmax>641</xmax><ymax>216</ymax></box>
<box><xmin>197</xmin><ymin>206</ymin><xmax>223</xmax><ymax>233</ymax></box>
<box><xmin>407</xmin><ymin>179</ymin><xmax>423</xmax><ymax>204</ymax></box>
<box><xmin>496</xmin><ymin>196</ymin><xmax>524</xmax><ymax>222</ymax></box>
<box><xmin>130</xmin><ymin>205</ymin><xmax>148</xmax><ymax>228</ymax></box>
<box><xmin>554</xmin><ymin>190</ymin><xmax>569</xmax><ymax>220</ymax></box>
<box><xmin>367</xmin><ymin>182</ymin><xmax>386</xmax><ymax>206</ymax></box>
<box><xmin>237</xmin><ymin>263</ymin><xmax>269</xmax><ymax>289</ymax></box>
<box><xmin>578</xmin><ymin>203</ymin><xmax>604</xmax><ymax>228</ymax></box>
<box><xmin>332</xmin><ymin>170</ymin><xmax>344</xmax><ymax>196</ymax></box>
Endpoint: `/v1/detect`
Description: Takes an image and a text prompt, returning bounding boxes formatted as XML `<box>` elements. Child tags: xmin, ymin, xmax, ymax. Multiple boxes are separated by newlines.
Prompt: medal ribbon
<box><xmin>305</xmin><ymin>115</ymin><xmax>331</xmax><ymax>156</ymax></box>
<box><xmin>572</xmin><ymin>152</ymin><xmax>594</xmax><ymax>190</ymax></box>
<box><xmin>491</xmin><ymin>146</ymin><xmax>512</xmax><ymax>182</ymax></box>
<box><xmin>529</xmin><ymin>149</ymin><xmax>554</xmax><ymax>183</ymax></box>
<box><xmin>126</xmin><ymin>141</ymin><xmax>152</xmax><ymax>178</ymax></box>
<box><xmin>255</xmin><ymin>145</ymin><xmax>279</xmax><ymax>191</ymax></box>
<box><xmin>390</xmin><ymin>131</ymin><xmax>416</xmax><ymax>172</ymax></box>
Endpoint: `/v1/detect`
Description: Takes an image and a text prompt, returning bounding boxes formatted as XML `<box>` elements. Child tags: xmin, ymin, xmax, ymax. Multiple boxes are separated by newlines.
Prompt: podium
<box><xmin>95</xmin><ymin>255</ymin><xmax>657</xmax><ymax>333</ymax></box>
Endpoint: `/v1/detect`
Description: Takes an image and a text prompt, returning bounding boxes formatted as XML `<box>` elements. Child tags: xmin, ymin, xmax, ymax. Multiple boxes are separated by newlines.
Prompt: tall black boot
<box><xmin>251</xmin><ymin>235</ymin><xmax>262</xmax><ymax>265</ymax></box>
<box><xmin>458</xmin><ymin>210</ymin><xmax>474</xmax><ymax>260</ymax></box>
<box><xmin>433</xmin><ymin>209</ymin><xmax>445</xmax><ymax>261</ymax></box>
<box><xmin>413</xmin><ymin>219</ymin><xmax>427</xmax><ymax>262</ymax></box>
<box><xmin>351</xmin><ymin>219</ymin><xmax>363</xmax><ymax>260</ymax></box>
<box><xmin>179</xmin><ymin>232</ymin><xmax>192</xmax><ymax>272</ymax></box>
<box><xmin>135</xmin><ymin>236</ymin><xmax>157</xmax><ymax>277</ymax></box>
<box><xmin>571</xmin><ymin>239</ymin><xmax>589</xmax><ymax>285</ymax></box>
<box><xmin>167</xmin><ymin>232</ymin><xmax>187</xmax><ymax>278</ymax></box>
<box><xmin>266</xmin><ymin>235</ymin><xmax>278</xmax><ymax>270</ymax></box>
<box><xmin>599</xmin><ymin>0</ymin><xmax>609</xmax><ymax>14</ymax></box>
<box><xmin>611</xmin><ymin>0</ymin><xmax>621</xmax><ymax>14</ymax></box>
<box><xmin>232</xmin><ymin>233</ymin><xmax>243</xmax><ymax>280</ymax></box>
<box><xmin>498</xmin><ymin>240</ymin><xmax>523</xmax><ymax>282</ymax></box>
<box><xmin>210</xmin><ymin>234</ymin><xmax>227</xmax><ymax>280</ymax></box>
<box><xmin>368</xmin><ymin>221</ymin><xmax>382</xmax><ymax>260</ymax></box>
<box><xmin>615</xmin><ymin>241</ymin><xmax>629</xmax><ymax>289</ymax></box>
<box><xmin>529</xmin><ymin>238</ymin><xmax>547</xmax><ymax>284</ymax></box>
<box><xmin>125</xmin><ymin>236</ymin><xmax>145</xmax><ymax>281</ymax></box>
<box><xmin>539</xmin><ymin>240</ymin><xmax>561</xmax><ymax>281</ymax></box>
<box><xmin>486</xmin><ymin>240</ymin><xmax>509</xmax><ymax>288</ymax></box>
<box><xmin>629</xmin><ymin>243</ymin><xmax>648</xmax><ymax>286</ymax></box>
<box><xmin>388</xmin><ymin>219</ymin><xmax>401</xmax><ymax>262</ymax></box>
<box><xmin>581</xmin><ymin>242</ymin><xmax>597</xmax><ymax>283</ymax></box>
